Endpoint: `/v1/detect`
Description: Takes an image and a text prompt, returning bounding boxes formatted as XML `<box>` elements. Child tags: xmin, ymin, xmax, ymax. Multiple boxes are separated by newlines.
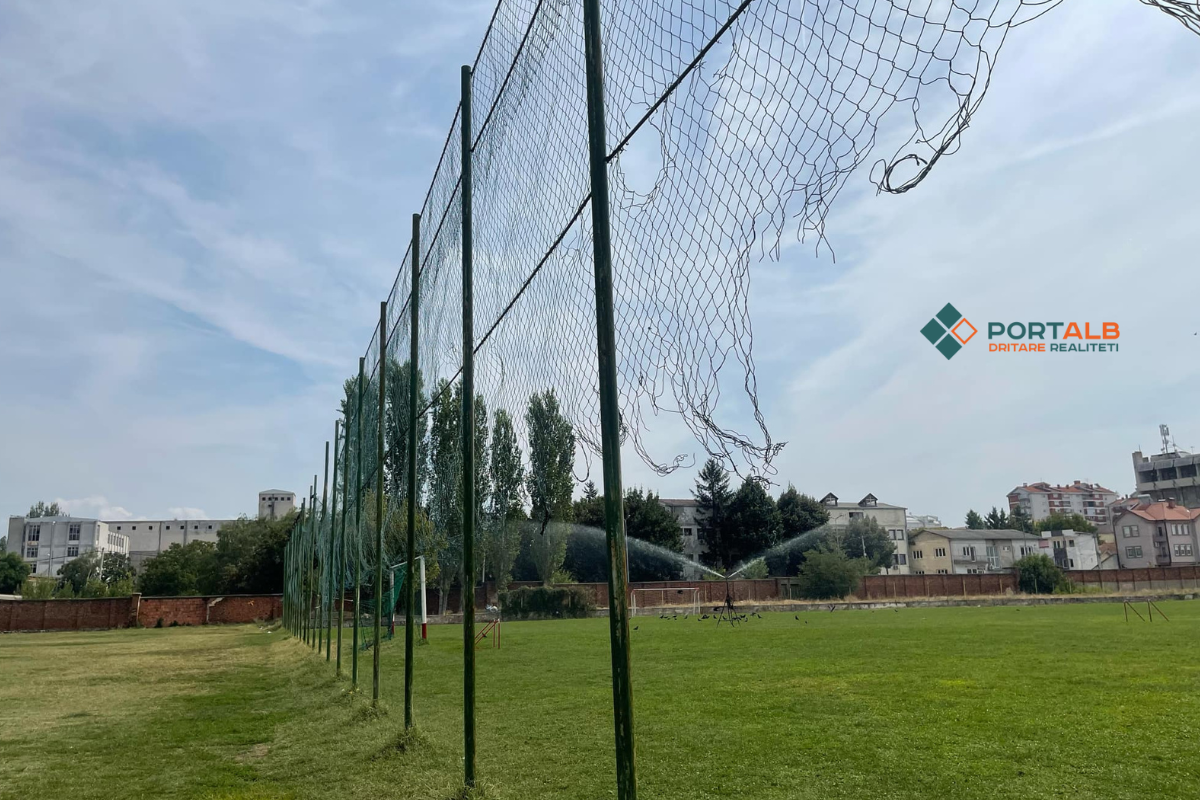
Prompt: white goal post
<box><xmin>631</xmin><ymin>587</ymin><xmax>701</xmax><ymax>616</ymax></box>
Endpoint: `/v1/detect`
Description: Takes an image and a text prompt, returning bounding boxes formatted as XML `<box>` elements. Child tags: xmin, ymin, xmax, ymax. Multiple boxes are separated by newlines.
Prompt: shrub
<box><xmin>1013</xmin><ymin>554</ymin><xmax>1066</xmax><ymax>594</ymax></box>
<box><xmin>499</xmin><ymin>585</ymin><xmax>594</xmax><ymax>619</ymax></box>
<box><xmin>795</xmin><ymin>549</ymin><xmax>867</xmax><ymax>600</ymax></box>
<box><xmin>0</xmin><ymin>552</ymin><xmax>32</xmax><ymax>594</ymax></box>
<box><xmin>19</xmin><ymin>577</ymin><xmax>55</xmax><ymax>599</ymax></box>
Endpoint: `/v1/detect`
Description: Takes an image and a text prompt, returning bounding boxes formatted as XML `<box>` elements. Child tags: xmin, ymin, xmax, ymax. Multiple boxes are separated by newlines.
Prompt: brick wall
<box><xmin>1</xmin><ymin>593</ymin><xmax>282</xmax><ymax>633</ymax></box>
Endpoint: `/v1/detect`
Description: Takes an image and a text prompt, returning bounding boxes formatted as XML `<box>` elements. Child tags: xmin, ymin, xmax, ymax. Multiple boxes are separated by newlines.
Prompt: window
<box><xmin>132</xmin><ymin>525</ymin><xmax>137</xmax><ymax>530</ymax></box>
<box><xmin>894</xmin><ymin>554</ymin><xmax>907</xmax><ymax>566</ymax></box>
<box><xmin>911</xmin><ymin>549</ymin><xmax>923</xmax><ymax>560</ymax></box>
<box><xmin>1126</xmin><ymin>546</ymin><xmax>1143</xmax><ymax>559</ymax></box>
<box><xmin>26</xmin><ymin>525</ymin><xmax>40</xmax><ymax>542</ymax></box>
<box><xmin>934</xmin><ymin>547</ymin><xmax>947</xmax><ymax>558</ymax></box>
<box><xmin>683</xmin><ymin>527</ymin><xmax>693</xmax><ymax>537</ymax></box>
<box><xmin>194</xmin><ymin>524</ymin><xmax>199</xmax><ymax>530</ymax></box>
<box><xmin>1068</xmin><ymin>559</ymin><xmax>1074</xmax><ymax>568</ymax></box>
<box><xmin>936</xmin><ymin>569</ymin><xmax>948</xmax><ymax>574</ymax></box>
<box><xmin>166</xmin><ymin>525</ymin><xmax>171</xmax><ymax>530</ymax></box>
<box><xmin>207</xmin><ymin>524</ymin><xmax>213</xmax><ymax>530</ymax></box>
<box><xmin>849</xmin><ymin>511</ymin><xmax>864</xmax><ymax>519</ymax></box>
<box><xmin>1068</xmin><ymin>539</ymin><xmax>1075</xmax><ymax>548</ymax></box>
<box><xmin>986</xmin><ymin>546</ymin><xmax>999</xmax><ymax>569</ymax></box>
<box><xmin>67</xmin><ymin>546</ymin><xmax>79</xmax><ymax>558</ymax></box>
<box><xmin>962</xmin><ymin>546</ymin><xmax>976</xmax><ymax>559</ymax></box>
<box><xmin>69</xmin><ymin>523</ymin><xmax>81</xmax><ymax>541</ymax></box>
<box><xmin>117</xmin><ymin>525</ymin><xmax>122</xmax><ymax>531</ymax></box>
<box><xmin>1174</xmin><ymin>544</ymin><xmax>1194</xmax><ymax>557</ymax></box>
<box><xmin>1172</xmin><ymin>524</ymin><xmax>1188</xmax><ymax>537</ymax></box>
<box><xmin>889</xmin><ymin>529</ymin><xmax>904</xmax><ymax>541</ymax></box>
<box><xmin>1122</xmin><ymin>525</ymin><xmax>1140</xmax><ymax>538</ymax></box>
<box><xmin>25</xmin><ymin>546</ymin><xmax>38</xmax><ymax>558</ymax></box>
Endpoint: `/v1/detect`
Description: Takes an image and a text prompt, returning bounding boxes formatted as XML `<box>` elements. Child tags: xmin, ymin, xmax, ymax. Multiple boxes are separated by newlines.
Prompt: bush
<box><xmin>1013</xmin><ymin>554</ymin><xmax>1066</xmax><ymax>594</ymax></box>
<box><xmin>795</xmin><ymin>549</ymin><xmax>867</xmax><ymax>600</ymax></box>
<box><xmin>499</xmin><ymin>585</ymin><xmax>594</xmax><ymax>619</ymax></box>
<box><xmin>0</xmin><ymin>552</ymin><xmax>32</xmax><ymax>594</ymax></box>
<box><xmin>19</xmin><ymin>577</ymin><xmax>55</xmax><ymax>599</ymax></box>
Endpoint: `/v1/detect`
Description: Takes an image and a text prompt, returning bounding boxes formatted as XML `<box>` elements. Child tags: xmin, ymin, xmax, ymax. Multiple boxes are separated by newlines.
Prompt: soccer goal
<box><xmin>631</xmin><ymin>587</ymin><xmax>700</xmax><ymax>617</ymax></box>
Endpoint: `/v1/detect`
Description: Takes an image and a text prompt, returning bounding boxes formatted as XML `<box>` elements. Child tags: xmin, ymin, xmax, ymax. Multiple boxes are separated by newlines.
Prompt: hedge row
<box><xmin>499</xmin><ymin>585</ymin><xmax>595</xmax><ymax>619</ymax></box>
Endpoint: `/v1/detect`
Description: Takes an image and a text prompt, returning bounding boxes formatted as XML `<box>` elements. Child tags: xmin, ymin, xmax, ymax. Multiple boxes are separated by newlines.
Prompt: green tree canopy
<box><xmin>525</xmin><ymin>390</ymin><xmax>575</xmax><ymax>583</ymax></box>
<box><xmin>138</xmin><ymin>542</ymin><xmax>221</xmax><ymax>597</ymax></box>
<box><xmin>573</xmin><ymin>480</ymin><xmax>604</xmax><ymax>528</ymax></box>
<box><xmin>58</xmin><ymin>552</ymin><xmax>134</xmax><ymax>595</ymax></box>
<box><xmin>796</xmin><ymin>549</ymin><xmax>867</xmax><ymax>599</ymax></box>
<box><xmin>692</xmin><ymin>458</ymin><xmax>733</xmax><ymax>570</ymax></box>
<box><xmin>486</xmin><ymin>409</ymin><xmax>526</xmax><ymax>588</ymax></box>
<box><xmin>623</xmin><ymin>488</ymin><xmax>683</xmax><ymax>552</ymax></box>
<box><xmin>0</xmin><ymin>552</ymin><xmax>31</xmax><ymax>594</ymax></box>
<box><xmin>708</xmin><ymin>477</ymin><xmax>780</xmax><ymax>571</ymax></box>
<box><xmin>777</xmin><ymin>486</ymin><xmax>829</xmax><ymax>540</ymax></box>
<box><xmin>1033</xmin><ymin>512</ymin><xmax>1096</xmax><ymax>533</ymax></box>
<box><xmin>1009</xmin><ymin>505</ymin><xmax>1034</xmax><ymax>533</ymax></box>
<box><xmin>964</xmin><ymin>510</ymin><xmax>985</xmax><ymax>529</ymax></box>
<box><xmin>985</xmin><ymin>507</ymin><xmax>1010</xmax><ymax>530</ymax></box>
<box><xmin>837</xmin><ymin>517</ymin><xmax>896</xmax><ymax>573</ymax></box>
<box><xmin>1013</xmin><ymin>553</ymin><xmax>1066</xmax><ymax>594</ymax></box>
<box><xmin>27</xmin><ymin>501</ymin><xmax>62</xmax><ymax>518</ymax></box>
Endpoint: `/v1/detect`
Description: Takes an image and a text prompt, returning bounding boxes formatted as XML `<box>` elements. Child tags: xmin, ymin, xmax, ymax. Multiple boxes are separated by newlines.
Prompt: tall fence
<box><xmin>278</xmin><ymin>1</ymin><xmax>1200</xmax><ymax>797</ymax></box>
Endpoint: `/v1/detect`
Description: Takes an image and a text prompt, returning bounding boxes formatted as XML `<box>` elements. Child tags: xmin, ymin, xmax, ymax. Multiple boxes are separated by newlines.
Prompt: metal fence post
<box><xmin>374</xmin><ymin>301</ymin><xmax>387</xmax><ymax>705</ymax></box>
<box><xmin>337</xmin><ymin>418</ymin><xmax>348</xmax><ymax>676</ymax></box>
<box><xmin>320</xmin><ymin>440</ymin><xmax>330</xmax><ymax>656</ymax></box>
<box><xmin>310</xmin><ymin>480</ymin><xmax>318</xmax><ymax>649</ymax></box>
<box><xmin>331</xmin><ymin>422</ymin><xmax>341</xmax><ymax>667</ymax></box>
<box><xmin>460</xmin><ymin>63</ymin><xmax>477</xmax><ymax>787</ymax></box>
<box><xmin>405</xmin><ymin>213</ymin><xmax>421</xmax><ymax>730</ymax></box>
<box><xmin>353</xmin><ymin>356</ymin><xmax>365</xmax><ymax>689</ymax></box>
<box><xmin>581</xmin><ymin>1</ymin><xmax>637</xmax><ymax>797</ymax></box>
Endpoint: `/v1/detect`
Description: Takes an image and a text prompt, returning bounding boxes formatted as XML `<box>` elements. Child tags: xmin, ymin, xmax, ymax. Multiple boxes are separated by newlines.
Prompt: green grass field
<box><xmin>2</xmin><ymin>602</ymin><xmax>1199</xmax><ymax>800</ymax></box>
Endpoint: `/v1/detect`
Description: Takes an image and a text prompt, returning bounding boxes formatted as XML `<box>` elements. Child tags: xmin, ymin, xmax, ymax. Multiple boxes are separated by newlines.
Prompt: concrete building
<box><xmin>659</xmin><ymin>498</ymin><xmax>706</xmax><ymax>563</ymax></box>
<box><xmin>820</xmin><ymin>493</ymin><xmax>910</xmax><ymax>574</ymax></box>
<box><xmin>906</xmin><ymin>513</ymin><xmax>943</xmax><ymax>530</ymax></box>
<box><xmin>104</xmin><ymin>518</ymin><xmax>237</xmax><ymax>569</ymax></box>
<box><xmin>6</xmin><ymin>516</ymin><xmax>129</xmax><ymax>577</ymax></box>
<box><xmin>1040</xmin><ymin>530</ymin><xmax>1102</xmax><ymax>571</ymax></box>
<box><xmin>259</xmin><ymin>490</ymin><xmax>296</xmax><ymax>520</ymax></box>
<box><xmin>1132</xmin><ymin>448</ymin><xmax>1200</xmax><ymax>508</ymax></box>
<box><xmin>1006</xmin><ymin>481</ymin><xmax>1119</xmax><ymax>529</ymax></box>
<box><xmin>908</xmin><ymin>528</ymin><xmax>1043</xmax><ymax>575</ymax></box>
<box><xmin>1110</xmin><ymin>499</ymin><xmax>1200</xmax><ymax>569</ymax></box>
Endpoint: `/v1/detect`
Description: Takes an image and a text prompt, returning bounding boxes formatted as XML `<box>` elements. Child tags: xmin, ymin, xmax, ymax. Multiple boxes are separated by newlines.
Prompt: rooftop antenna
<box><xmin>1160</xmin><ymin>424</ymin><xmax>1172</xmax><ymax>455</ymax></box>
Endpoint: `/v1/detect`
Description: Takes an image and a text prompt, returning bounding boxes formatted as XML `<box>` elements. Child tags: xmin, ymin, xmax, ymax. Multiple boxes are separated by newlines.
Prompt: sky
<box><xmin>1</xmin><ymin>0</ymin><xmax>1198</xmax><ymax>527</ymax></box>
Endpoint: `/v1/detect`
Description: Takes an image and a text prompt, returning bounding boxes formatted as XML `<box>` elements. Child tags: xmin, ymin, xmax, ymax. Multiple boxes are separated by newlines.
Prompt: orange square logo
<box><xmin>952</xmin><ymin>318</ymin><xmax>977</xmax><ymax>344</ymax></box>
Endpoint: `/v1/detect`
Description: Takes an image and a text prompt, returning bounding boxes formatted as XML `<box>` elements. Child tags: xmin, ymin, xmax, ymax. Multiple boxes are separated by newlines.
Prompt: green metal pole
<box><xmin>405</xmin><ymin>213</ymin><xmax>420</xmax><ymax>730</ymax></box>
<box><xmin>329</xmin><ymin>426</ymin><xmax>339</xmax><ymax>663</ymax></box>
<box><xmin>582</xmin><ymin>1</ymin><xmax>637</xmax><ymax>797</ymax></box>
<box><xmin>353</xmin><ymin>356</ymin><xmax>365</xmax><ymax>689</ymax></box>
<box><xmin>336</xmin><ymin>418</ymin><xmax>347</xmax><ymax>677</ymax></box>
<box><xmin>320</xmin><ymin>442</ymin><xmax>329</xmax><ymax>656</ymax></box>
<box><xmin>373</xmin><ymin>300</ymin><xmax>387</xmax><ymax>705</ymax></box>
<box><xmin>301</xmin><ymin>496</ymin><xmax>309</xmax><ymax>644</ymax></box>
<box><xmin>460</xmin><ymin>63</ymin><xmax>477</xmax><ymax>787</ymax></box>
<box><xmin>310</xmin><ymin>480</ymin><xmax>318</xmax><ymax>650</ymax></box>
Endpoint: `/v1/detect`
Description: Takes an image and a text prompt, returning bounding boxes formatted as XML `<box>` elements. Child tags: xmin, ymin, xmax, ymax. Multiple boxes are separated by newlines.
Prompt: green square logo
<box><xmin>921</xmin><ymin>303</ymin><xmax>973</xmax><ymax>360</ymax></box>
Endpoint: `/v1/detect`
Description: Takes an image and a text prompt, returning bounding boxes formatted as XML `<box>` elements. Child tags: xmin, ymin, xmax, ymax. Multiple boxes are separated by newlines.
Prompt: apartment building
<box><xmin>1132</xmin><ymin>448</ymin><xmax>1200</xmax><ymax>508</ymax></box>
<box><xmin>906</xmin><ymin>513</ymin><xmax>943</xmax><ymax>530</ymax></box>
<box><xmin>5</xmin><ymin>516</ymin><xmax>129</xmax><ymax>577</ymax></box>
<box><xmin>259</xmin><ymin>490</ymin><xmax>296</xmax><ymax>520</ymax></box>
<box><xmin>1110</xmin><ymin>499</ymin><xmax>1200</xmax><ymax>569</ymax></box>
<box><xmin>908</xmin><ymin>528</ymin><xmax>1043</xmax><ymax>575</ymax></box>
<box><xmin>1006</xmin><ymin>481</ymin><xmax>1119</xmax><ymax>528</ymax></box>
<box><xmin>820</xmin><ymin>493</ymin><xmax>910</xmax><ymax>574</ymax></box>
<box><xmin>659</xmin><ymin>497</ymin><xmax>706</xmax><ymax>563</ymax></box>
<box><xmin>1040</xmin><ymin>530</ymin><xmax>1102</xmax><ymax>570</ymax></box>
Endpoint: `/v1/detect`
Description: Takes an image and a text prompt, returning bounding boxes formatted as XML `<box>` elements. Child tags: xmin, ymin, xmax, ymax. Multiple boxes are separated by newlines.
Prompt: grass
<box><xmin>2</xmin><ymin>602</ymin><xmax>1199</xmax><ymax>799</ymax></box>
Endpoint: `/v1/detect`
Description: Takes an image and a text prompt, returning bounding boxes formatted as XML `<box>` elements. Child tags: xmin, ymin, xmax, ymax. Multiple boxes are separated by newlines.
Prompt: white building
<box><xmin>259</xmin><ymin>490</ymin><xmax>296</xmax><ymax>520</ymax></box>
<box><xmin>820</xmin><ymin>493</ymin><xmax>910</xmax><ymax>574</ymax></box>
<box><xmin>104</xmin><ymin>518</ymin><xmax>237</xmax><ymax>569</ymax></box>
<box><xmin>906</xmin><ymin>513</ymin><xmax>943</xmax><ymax>530</ymax></box>
<box><xmin>1040</xmin><ymin>529</ymin><xmax>1102</xmax><ymax>571</ymax></box>
<box><xmin>6</xmin><ymin>516</ymin><xmax>129</xmax><ymax>577</ymax></box>
<box><xmin>659</xmin><ymin>498</ymin><xmax>705</xmax><ymax>563</ymax></box>
<box><xmin>1006</xmin><ymin>481</ymin><xmax>1119</xmax><ymax>529</ymax></box>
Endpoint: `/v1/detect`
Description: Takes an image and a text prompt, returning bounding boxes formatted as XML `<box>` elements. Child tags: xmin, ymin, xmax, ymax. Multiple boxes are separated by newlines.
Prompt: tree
<box><xmin>796</xmin><ymin>549</ymin><xmax>867</xmax><ymax>599</ymax></box>
<box><xmin>1013</xmin><ymin>554</ymin><xmax>1065</xmax><ymax>594</ymax></box>
<box><xmin>525</xmin><ymin>390</ymin><xmax>575</xmax><ymax>583</ymax></box>
<box><xmin>623</xmin><ymin>488</ymin><xmax>683</xmax><ymax>551</ymax></box>
<box><xmin>27</xmin><ymin>501</ymin><xmax>62</xmax><ymax>518</ymax></box>
<box><xmin>964</xmin><ymin>510</ymin><xmax>985</xmax><ymax>530</ymax></box>
<box><xmin>573</xmin><ymin>480</ymin><xmax>604</xmax><ymax>528</ymax></box>
<box><xmin>692</xmin><ymin>458</ymin><xmax>733</xmax><ymax>570</ymax></box>
<box><xmin>362</xmin><ymin>489</ymin><xmax>443</xmax><ymax>612</ymax></box>
<box><xmin>984</xmin><ymin>506</ymin><xmax>1010</xmax><ymax>530</ymax></box>
<box><xmin>0</xmin><ymin>535</ymin><xmax>6</xmax><ymax>552</ymax></box>
<box><xmin>486</xmin><ymin>409</ymin><xmax>525</xmax><ymax>588</ymax></box>
<box><xmin>1034</xmin><ymin>512</ymin><xmax>1096</xmax><ymax>534</ymax></box>
<box><xmin>777</xmin><ymin>486</ymin><xmax>829</xmax><ymax>540</ymax></box>
<box><xmin>58</xmin><ymin>552</ymin><xmax>134</xmax><ymax>595</ymax></box>
<box><xmin>0</xmin><ymin>552</ymin><xmax>31</xmax><ymax>593</ymax></box>
<box><xmin>1009</xmin><ymin>505</ymin><xmax>1034</xmax><ymax>533</ymax></box>
<box><xmin>385</xmin><ymin>358</ymin><xmax>430</xmax><ymax>508</ymax></box>
<box><xmin>217</xmin><ymin>512</ymin><xmax>299</xmax><ymax>594</ymax></box>
<box><xmin>839</xmin><ymin>517</ymin><xmax>896</xmax><ymax>573</ymax></box>
<box><xmin>138</xmin><ymin>542</ymin><xmax>221</xmax><ymax>596</ymax></box>
<box><xmin>708</xmin><ymin>478</ymin><xmax>781</xmax><ymax>571</ymax></box>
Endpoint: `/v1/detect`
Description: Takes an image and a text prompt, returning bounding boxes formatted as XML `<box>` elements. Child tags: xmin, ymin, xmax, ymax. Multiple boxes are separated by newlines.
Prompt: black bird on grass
<box><xmin>794</xmin><ymin>615</ymin><xmax>799</xmax><ymax>620</ymax></box>
<box><xmin>634</xmin><ymin>626</ymin><xmax>639</xmax><ymax>631</ymax></box>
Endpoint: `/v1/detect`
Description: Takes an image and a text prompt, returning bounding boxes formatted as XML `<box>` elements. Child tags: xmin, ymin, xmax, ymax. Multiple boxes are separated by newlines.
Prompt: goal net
<box><xmin>631</xmin><ymin>587</ymin><xmax>700</xmax><ymax>617</ymax></box>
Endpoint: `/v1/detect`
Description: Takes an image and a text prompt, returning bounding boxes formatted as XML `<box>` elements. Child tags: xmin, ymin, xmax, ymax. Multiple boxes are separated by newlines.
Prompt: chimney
<box><xmin>1167</xmin><ymin>498</ymin><xmax>1177</xmax><ymax>509</ymax></box>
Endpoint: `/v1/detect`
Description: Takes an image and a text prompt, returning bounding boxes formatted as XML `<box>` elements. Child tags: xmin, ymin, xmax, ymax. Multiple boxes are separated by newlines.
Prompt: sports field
<box><xmin>2</xmin><ymin>602</ymin><xmax>1198</xmax><ymax>800</ymax></box>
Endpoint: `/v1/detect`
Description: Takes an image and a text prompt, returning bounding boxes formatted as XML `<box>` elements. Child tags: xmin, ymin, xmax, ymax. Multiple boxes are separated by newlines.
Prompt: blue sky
<box><xmin>1</xmin><ymin>0</ymin><xmax>1198</xmax><ymax>526</ymax></box>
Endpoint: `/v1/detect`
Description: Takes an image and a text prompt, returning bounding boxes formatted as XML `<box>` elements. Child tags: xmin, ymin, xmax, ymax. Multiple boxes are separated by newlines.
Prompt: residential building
<box><xmin>820</xmin><ymin>493</ymin><xmax>910</xmax><ymax>574</ymax></box>
<box><xmin>659</xmin><ymin>498</ymin><xmax>706</xmax><ymax>563</ymax></box>
<box><xmin>259</xmin><ymin>490</ymin><xmax>296</xmax><ymax>520</ymax></box>
<box><xmin>906</xmin><ymin>513</ymin><xmax>943</xmax><ymax>530</ymax></box>
<box><xmin>1110</xmin><ymin>499</ymin><xmax>1200</xmax><ymax>569</ymax></box>
<box><xmin>1039</xmin><ymin>530</ymin><xmax>1102</xmax><ymax>571</ymax></box>
<box><xmin>1006</xmin><ymin>481</ymin><xmax>1119</xmax><ymax>528</ymax></box>
<box><xmin>1132</xmin><ymin>448</ymin><xmax>1200</xmax><ymax>508</ymax></box>
<box><xmin>104</xmin><ymin>518</ymin><xmax>237</xmax><ymax>569</ymax></box>
<box><xmin>908</xmin><ymin>528</ymin><xmax>1043</xmax><ymax>575</ymax></box>
<box><xmin>6</xmin><ymin>516</ymin><xmax>129</xmax><ymax>577</ymax></box>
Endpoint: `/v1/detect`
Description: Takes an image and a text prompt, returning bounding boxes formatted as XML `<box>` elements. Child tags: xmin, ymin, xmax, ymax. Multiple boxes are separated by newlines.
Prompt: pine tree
<box><xmin>692</xmin><ymin>458</ymin><xmax>732</xmax><ymax>569</ymax></box>
<box><xmin>965</xmin><ymin>510</ymin><xmax>985</xmax><ymax>529</ymax></box>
